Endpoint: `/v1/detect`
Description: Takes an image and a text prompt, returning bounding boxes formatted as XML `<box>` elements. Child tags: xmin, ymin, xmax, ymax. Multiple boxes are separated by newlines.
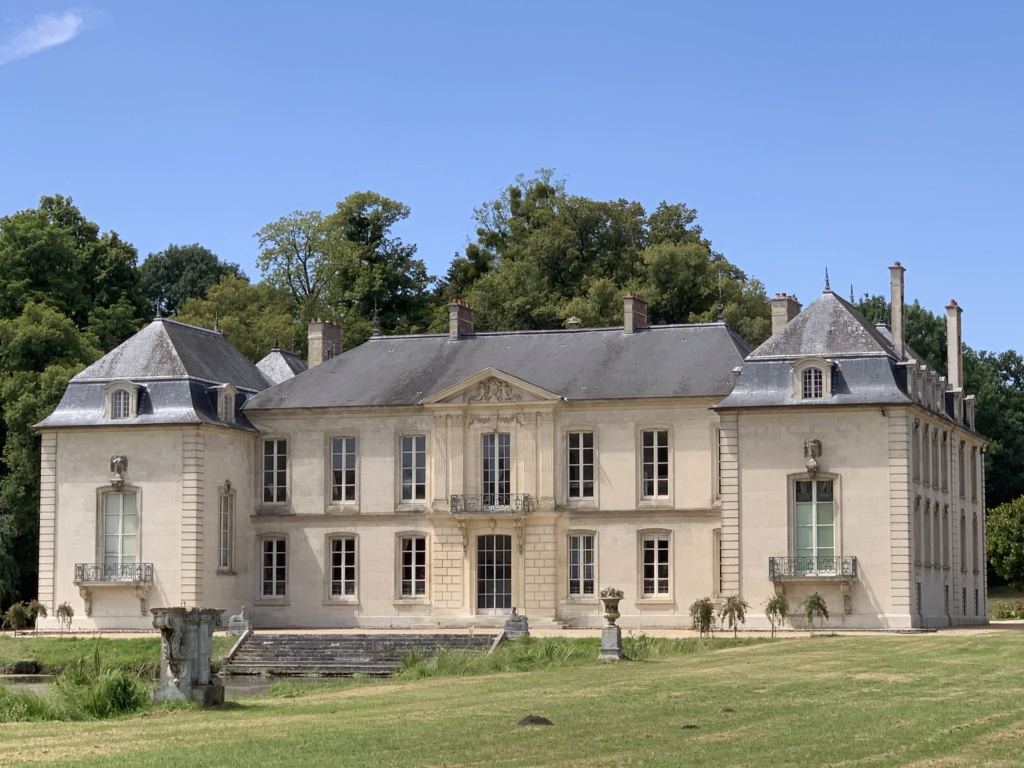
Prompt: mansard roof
<box><xmin>36</xmin><ymin>319</ymin><xmax>271</xmax><ymax>430</ymax></box>
<box><xmin>257</xmin><ymin>348</ymin><xmax>307</xmax><ymax>386</ymax></box>
<box><xmin>245</xmin><ymin>323</ymin><xmax>751</xmax><ymax>411</ymax></box>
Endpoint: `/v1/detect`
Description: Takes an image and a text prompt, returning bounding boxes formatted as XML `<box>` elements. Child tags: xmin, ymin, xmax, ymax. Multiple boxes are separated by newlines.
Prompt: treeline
<box><xmin>0</xmin><ymin>172</ymin><xmax>1017</xmax><ymax>604</ymax></box>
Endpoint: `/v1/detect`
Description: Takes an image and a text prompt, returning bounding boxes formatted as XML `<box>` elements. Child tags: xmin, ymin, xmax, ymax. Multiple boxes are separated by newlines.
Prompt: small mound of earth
<box><xmin>681</xmin><ymin>724</ymin><xmax>699</xmax><ymax>729</ymax></box>
<box><xmin>722</xmin><ymin>708</ymin><xmax>736</xmax><ymax>713</ymax></box>
<box><xmin>518</xmin><ymin>715</ymin><xmax>553</xmax><ymax>726</ymax></box>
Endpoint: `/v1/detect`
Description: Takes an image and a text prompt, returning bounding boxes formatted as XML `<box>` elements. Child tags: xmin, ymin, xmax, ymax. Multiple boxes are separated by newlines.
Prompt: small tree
<box><xmin>718</xmin><ymin>595</ymin><xmax>750</xmax><ymax>637</ymax></box>
<box><xmin>3</xmin><ymin>602</ymin><xmax>29</xmax><ymax>633</ymax></box>
<box><xmin>689</xmin><ymin>597</ymin><xmax>715</xmax><ymax>638</ymax></box>
<box><xmin>764</xmin><ymin>594</ymin><xmax>789</xmax><ymax>638</ymax></box>
<box><xmin>803</xmin><ymin>592</ymin><xmax>829</xmax><ymax>631</ymax></box>
<box><xmin>56</xmin><ymin>601</ymin><xmax>74</xmax><ymax>632</ymax></box>
<box><xmin>27</xmin><ymin>600</ymin><xmax>46</xmax><ymax>631</ymax></box>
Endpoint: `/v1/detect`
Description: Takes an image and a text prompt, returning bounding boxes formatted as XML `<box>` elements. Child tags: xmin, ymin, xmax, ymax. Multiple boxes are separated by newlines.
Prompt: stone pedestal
<box><xmin>598</xmin><ymin>587</ymin><xmax>625</xmax><ymax>661</ymax></box>
<box><xmin>151</xmin><ymin>607</ymin><xmax>225</xmax><ymax>706</ymax></box>
<box><xmin>504</xmin><ymin>607</ymin><xmax>529</xmax><ymax>639</ymax></box>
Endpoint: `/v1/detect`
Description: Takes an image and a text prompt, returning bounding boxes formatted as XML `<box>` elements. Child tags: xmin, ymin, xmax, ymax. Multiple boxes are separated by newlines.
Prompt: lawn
<box><xmin>2</xmin><ymin>632</ymin><xmax>1024</xmax><ymax>767</ymax></box>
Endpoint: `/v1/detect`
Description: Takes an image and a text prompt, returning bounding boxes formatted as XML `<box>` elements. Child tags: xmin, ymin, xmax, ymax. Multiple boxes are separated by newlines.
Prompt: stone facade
<box><xmin>35</xmin><ymin>264</ymin><xmax>987</xmax><ymax>631</ymax></box>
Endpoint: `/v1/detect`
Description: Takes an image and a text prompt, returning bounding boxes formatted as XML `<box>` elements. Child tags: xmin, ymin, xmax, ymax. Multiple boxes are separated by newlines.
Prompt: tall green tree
<box><xmin>139</xmin><ymin>243</ymin><xmax>243</xmax><ymax>316</ymax></box>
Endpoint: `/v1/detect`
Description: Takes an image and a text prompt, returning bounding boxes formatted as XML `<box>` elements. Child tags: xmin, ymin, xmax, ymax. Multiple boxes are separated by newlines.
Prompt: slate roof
<box><xmin>716</xmin><ymin>289</ymin><xmax>914</xmax><ymax>410</ymax></box>
<box><xmin>244</xmin><ymin>323</ymin><xmax>751</xmax><ymax>411</ymax></box>
<box><xmin>37</xmin><ymin>319</ymin><xmax>271</xmax><ymax>430</ymax></box>
<box><xmin>257</xmin><ymin>348</ymin><xmax>307</xmax><ymax>386</ymax></box>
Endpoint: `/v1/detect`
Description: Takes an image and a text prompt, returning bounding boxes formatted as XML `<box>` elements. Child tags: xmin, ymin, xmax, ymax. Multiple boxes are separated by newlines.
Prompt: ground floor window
<box><xmin>262</xmin><ymin>538</ymin><xmax>287</xmax><ymax>597</ymax></box>
<box><xmin>641</xmin><ymin>532</ymin><xmax>670</xmax><ymax>596</ymax></box>
<box><xmin>400</xmin><ymin>536</ymin><xmax>426</xmax><ymax>597</ymax></box>
<box><xmin>330</xmin><ymin>537</ymin><xmax>356</xmax><ymax>597</ymax></box>
<box><xmin>568</xmin><ymin>533</ymin><xmax>595</xmax><ymax>596</ymax></box>
<box><xmin>218</xmin><ymin>490</ymin><xmax>234</xmax><ymax>572</ymax></box>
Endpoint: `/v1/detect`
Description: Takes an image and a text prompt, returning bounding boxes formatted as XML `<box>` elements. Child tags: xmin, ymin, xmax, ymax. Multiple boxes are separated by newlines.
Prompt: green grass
<box><xmin>0</xmin><ymin>634</ymin><xmax>236</xmax><ymax>675</ymax></box>
<box><xmin>3</xmin><ymin>633</ymin><xmax>1024</xmax><ymax>766</ymax></box>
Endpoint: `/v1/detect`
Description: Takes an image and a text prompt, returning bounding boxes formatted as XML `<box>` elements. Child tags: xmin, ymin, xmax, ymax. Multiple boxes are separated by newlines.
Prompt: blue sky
<box><xmin>2</xmin><ymin>2</ymin><xmax>1022</xmax><ymax>353</ymax></box>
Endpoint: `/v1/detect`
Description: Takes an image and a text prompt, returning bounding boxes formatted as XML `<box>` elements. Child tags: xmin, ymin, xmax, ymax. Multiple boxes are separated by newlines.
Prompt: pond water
<box><xmin>0</xmin><ymin>674</ymin><xmax>275</xmax><ymax>699</ymax></box>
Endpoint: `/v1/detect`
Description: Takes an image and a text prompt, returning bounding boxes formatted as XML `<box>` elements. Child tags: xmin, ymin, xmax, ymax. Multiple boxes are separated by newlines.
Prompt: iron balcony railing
<box><xmin>74</xmin><ymin>563</ymin><xmax>154</xmax><ymax>584</ymax></box>
<box><xmin>769</xmin><ymin>556</ymin><xmax>858</xmax><ymax>580</ymax></box>
<box><xmin>450</xmin><ymin>493</ymin><xmax>531</xmax><ymax>515</ymax></box>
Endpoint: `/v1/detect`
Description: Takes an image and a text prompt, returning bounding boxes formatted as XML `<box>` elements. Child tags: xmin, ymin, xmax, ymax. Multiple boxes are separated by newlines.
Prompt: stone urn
<box><xmin>598</xmin><ymin>587</ymin><xmax>625</xmax><ymax>660</ymax></box>
<box><xmin>600</xmin><ymin>586</ymin><xmax>624</xmax><ymax>627</ymax></box>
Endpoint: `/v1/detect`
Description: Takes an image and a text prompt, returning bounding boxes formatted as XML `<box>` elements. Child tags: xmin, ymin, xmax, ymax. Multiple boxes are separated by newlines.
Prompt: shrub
<box><xmin>689</xmin><ymin>597</ymin><xmax>715</xmax><ymax>638</ymax></box>
<box><xmin>56</xmin><ymin>602</ymin><xmax>74</xmax><ymax>632</ymax></box>
<box><xmin>803</xmin><ymin>592</ymin><xmax>829</xmax><ymax>630</ymax></box>
<box><xmin>764</xmin><ymin>594</ymin><xmax>789</xmax><ymax>638</ymax></box>
<box><xmin>3</xmin><ymin>603</ymin><xmax>30</xmax><ymax>633</ymax></box>
<box><xmin>718</xmin><ymin>595</ymin><xmax>750</xmax><ymax>637</ymax></box>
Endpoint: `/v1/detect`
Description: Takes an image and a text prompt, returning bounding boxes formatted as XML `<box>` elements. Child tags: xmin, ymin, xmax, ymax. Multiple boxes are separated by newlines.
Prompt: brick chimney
<box><xmin>307</xmin><ymin>319</ymin><xmax>342</xmax><ymax>368</ymax></box>
<box><xmin>449</xmin><ymin>299</ymin><xmax>474</xmax><ymax>340</ymax></box>
<box><xmin>946</xmin><ymin>299</ymin><xmax>963</xmax><ymax>391</ymax></box>
<box><xmin>890</xmin><ymin>262</ymin><xmax>906</xmax><ymax>359</ymax></box>
<box><xmin>770</xmin><ymin>293</ymin><xmax>801</xmax><ymax>336</ymax></box>
<box><xmin>623</xmin><ymin>293</ymin><xmax>648</xmax><ymax>334</ymax></box>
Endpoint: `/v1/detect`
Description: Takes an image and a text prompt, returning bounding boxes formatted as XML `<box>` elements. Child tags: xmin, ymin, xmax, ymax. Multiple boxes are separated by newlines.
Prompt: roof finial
<box><xmin>154</xmin><ymin>300</ymin><xmax>163</xmax><ymax>319</ymax></box>
<box><xmin>214</xmin><ymin>312</ymin><xmax>220</xmax><ymax>333</ymax></box>
<box><xmin>824</xmin><ymin>267</ymin><xmax>831</xmax><ymax>292</ymax></box>
<box><xmin>273</xmin><ymin>332</ymin><xmax>280</xmax><ymax>350</ymax></box>
<box><xmin>717</xmin><ymin>270</ymin><xmax>725</xmax><ymax>322</ymax></box>
<box><xmin>850</xmin><ymin>284</ymin><xmax>855</xmax><ymax>303</ymax></box>
<box><xmin>371</xmin><ymin>301</ymin><xmax>381</xmax><ymax>337</ymax></box>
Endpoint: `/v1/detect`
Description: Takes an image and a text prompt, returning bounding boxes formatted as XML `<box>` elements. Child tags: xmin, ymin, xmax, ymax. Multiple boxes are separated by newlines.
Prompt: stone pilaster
<box><xmin>431</xmin><ymin>414</ymin><xmax>448</xmax><ymax>507</ymax></box>
<box><xmin>888</xmin><ymin>409</ymin><xmax>913</xmax><ymax>617</ymax></box>
<box><xmin>717</xmin><ymin>413</ymin><xmax>740</xmax><ymax>594</ymax></box>
<box><xmin>180</xmin><ymin>428</ymin><xmax>205</xmax><ymax>605</ymax></box>
<box><xmin>38</xmin><ymin>432</ymin><xmax>57</xmax><ymax>612</ymax></box>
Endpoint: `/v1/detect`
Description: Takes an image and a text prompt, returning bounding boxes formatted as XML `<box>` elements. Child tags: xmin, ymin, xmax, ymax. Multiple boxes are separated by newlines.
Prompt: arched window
<box><xmin>802</xmin><ymin>367</ymin><xmax>823</xmax><ymax>399</ymax></box>
<box><xmin>110</xmin><ymin>390</ymin><xmax>132</xmax><ymax>419</ymax></box>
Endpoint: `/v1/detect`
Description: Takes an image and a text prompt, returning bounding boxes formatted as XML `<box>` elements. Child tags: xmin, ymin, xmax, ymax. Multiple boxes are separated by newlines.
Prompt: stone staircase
<box><xmin>221</xmin><ymin>633</ymin><xmax>499</xmax><ymax>677</ymax></box>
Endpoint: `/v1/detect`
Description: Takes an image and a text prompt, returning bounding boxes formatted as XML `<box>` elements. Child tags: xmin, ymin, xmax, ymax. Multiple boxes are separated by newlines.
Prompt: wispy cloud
<box><xmin>0</xmin><ymin>12</ymin><xmax>84</xmax><ymax>66</ymax></box>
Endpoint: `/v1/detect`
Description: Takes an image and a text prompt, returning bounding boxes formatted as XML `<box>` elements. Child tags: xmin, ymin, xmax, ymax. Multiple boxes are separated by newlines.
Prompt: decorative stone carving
<box><xmin>79</xmin><ymin>586</ymin><xmax>92</xmax><ymax>616</ymax></box>
<box><xmin>227</xmin><ymin>605</ymin><xmax>251</xmax><ymax>636</ymax></box>
<box><xmin>504</xmin><ymin>607</ymin><xmax>529</xmax><ymax>639</ymax></box>
<box><xmin>135</xmin><ymin>584</ymin><xmax>152</xmax><ymax>615</ymax></box>
<box><xmin>151</xmin><ymin>607</ymin><xmax>225</xmax><ymax>706</ymax></box>
<box><xmin>468</xmin><ymin>377</ymin><xmax>522</xmax><ymax>403</ymax></box>
<box><xmin>457</xmin><ymin>519</ymin><xmax>469</xmax><ymax>553</ymax></box>
<box><xmin>803</xmin><ymin>440</ymin><xmax>822</xmax><ymax>459</ymax></box>
<box><xmin>598</xmin><ymin>587</ymin><xmax>625</xmax><ymax>660</ymax></box>
<box><xmin>110</xmin><ymin>455</ymin><xmax>128</xmax><ymax>490</ymax></box>
<box><xmin>433</xmin><ymin>414</ymin><xmax>448</xmax><ymax>427</ymax></box>
<box><xmin>513</xmin><ymin>516</ymin><xmax>525</xmax><ymax>554</ymax></box>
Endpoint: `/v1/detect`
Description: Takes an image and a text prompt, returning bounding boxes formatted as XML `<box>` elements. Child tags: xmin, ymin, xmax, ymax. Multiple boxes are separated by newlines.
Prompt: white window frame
<box><xmin>567</xmin><ymin>431</ymin><xmax>595</xmax><ymax>501</ymax></box>
<box><xmin>329</xmin><ymin>436</ymin><xmax>358</xmax><ymax>505</ymax></box>
<box><xmin>327</xmin><ymin>535</ymin><xmax>358</xmax><ymax>601</ymax></box>
<box><xmin>400</xmin><ymin>435</ymin><xmax>427</xmax><ymax>504</ymax></box>
<box><xmin>259</xmin><ymin>536</ymin><xmax>287</xmax><ymax>599</ymax></box>
<box><xmin>103</xmin><ymin>379</ymin><xmax>140</xmax><ymax>420</ymax></box>
<box><xmin>397</xmin><ymin>534</ymin><xmax>428</xmax><ymax>599</ymax></box>
<box><xmin>792</xmin><ymin>475</ymin><xmax>839</xmax><ymax>575</ymax></box>
<box><xmin>792</xmin><ymin>357</ymin><xmax>833</xmax><ymax>400</ymax></box>
<box><xmin>482</xmin><ymin>432</ymin><xmax>512</xmax><ymax>507</ymax></box>
<box><xmin>262</xmin><ymin>438</ymin><xmax>288</xmax><ymax>505</ymax></box>
<box><xmin>639</xmin><ymin>531</ymin><xmax>671</xmax><ymax>598</ymax></box>
<box><xmin>217</xmin><ymin>484</ymin><xmax>234</xmax><ymax>573</ymax></box>
<box><xmin>567</xmin><ymin>531</ymin><xmax>596</xmax><ymax>597</ymax></box>
<box><xmin>99</xmin><ymin>488</ymin><xmax>140</xmax><ymax>571</ymax></box>
<box><xmin>639</xmin><ymin>428</ymin><xmax>670</xmax><ymax>501</ymax></box>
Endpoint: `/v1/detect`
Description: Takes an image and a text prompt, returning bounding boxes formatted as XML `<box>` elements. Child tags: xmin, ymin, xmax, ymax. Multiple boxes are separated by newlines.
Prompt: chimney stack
<box><xmin>307</xmin><ymin>319</ymin><xmax>342</xmax><ymax>368</ymax></box>
<box><xmin>770</xmin><ymin>293</ymin><xmax>802</xmax><ymax>336</ymax></box>
<box><xmin>449</xmin><ymin>299</ymin><xmax>474</xmax><ymax>340</ymax></box>
<box><xmin>623</xmin><ymin>293</ymin><xmax>648</xmax><ymax>334</ymax></box>
<box><xmin>946</xmin><ymin>299</ymin><xmax>963</xmax><ymax>391</ymax></box>
<box><xmin>889</xmin><ymin>262</ymin><xmax>906</xmax><ymax>359</ymax></box>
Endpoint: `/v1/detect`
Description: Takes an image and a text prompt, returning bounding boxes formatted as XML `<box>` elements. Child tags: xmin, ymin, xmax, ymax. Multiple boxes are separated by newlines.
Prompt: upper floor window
<box><xmin>103</xmin><ymin>491</ymin><xmax>138</xmax><ymax>568</ymax></box>
<box><xmin>641</xmin><ymin>430</ymin><xmax>669</xmax><ymax>499</ymax></box>
<box><xmin>482</xmin><ymin>433</ymin><xmax>511</xmax><ymax>506</ymax></box>
<box><xmin>792</xmin><ymin>357</ymin><xmax>832</xmax><ymax>400</ymax></box>
<box><xmin>640</xmin><ymin>532</ymin><xmax>670</xmax><ymax>596</ymax></box>
<box><xmin>331</xmin><ymin>437</ymin><xmax>357</xmax><ymax>503</ymax></box>
<box><xmin>567</xmin><ymin>432</ymin><xmax>595</xmax><ymax>500</ymax></box>
<box><xmin>401</xmin><ymin>436</ymin><xmax>426</xmax><ymax>503</ymax></box>
<box><xmin>970</xmin><ymin>446</ymin><xmax>978</xmax><ymax>501</ymax></box>
<box><xmin>802</xmin><ymin>368</ymin><xmax>823</xmax><ymax>399</ymax></box>
<box><xmin>111</xmin><ymin>389</ymin><xmax>132</xmax><ymax>419</ymax></box>
<box><xmin>218</xmin><ymin>391</ymin><xmax>235</xmax><ymax>423</ymax></box>
<box><xmin>794</xmin><ymin>479</ymin><xmax>835</xmax><ymax>573</ymax></box>
<box><xmin>262</xmin><ymin>439</ymin><xmax>287</xmax><ymax>504</ymax></box>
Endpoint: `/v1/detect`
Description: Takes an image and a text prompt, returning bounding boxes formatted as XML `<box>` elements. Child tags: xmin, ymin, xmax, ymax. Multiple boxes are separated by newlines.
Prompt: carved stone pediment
<box><xmin>419</xmin><ymin>368</ymin><xmax>561</xmax><ymax>406</ymax></box>
<box><xmin>467</xmin><ymin>377</ymin><xmax>522</xmax><ymax>403</ymax></box>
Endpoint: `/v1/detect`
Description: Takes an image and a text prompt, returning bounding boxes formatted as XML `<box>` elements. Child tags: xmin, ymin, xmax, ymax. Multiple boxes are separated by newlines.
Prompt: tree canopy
<box><xmin>139</xmin><ymin>243</ymin><xmax>242</xmax><ymax>316</ymax></box>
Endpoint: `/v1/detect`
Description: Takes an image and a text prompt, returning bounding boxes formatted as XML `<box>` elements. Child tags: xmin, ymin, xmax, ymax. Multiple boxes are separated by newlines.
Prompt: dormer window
<box><xmin>210</xmin><ymin>384</ymin><xmax>238</xmax><ymax>424</ymax></box>
<box><xmin>802</xmin><ymin>368</ymin><xmax>823</xmax><ymax>399</ymax></box>
<box><xmin>103</xmin><ymin>380</ymin><xmax>140</xmax><ymax>420</ymax></box>
<box><xmin>792</xmin><ymin>357</ymin><xmax>833</xmax><ymax>400</ymax></box>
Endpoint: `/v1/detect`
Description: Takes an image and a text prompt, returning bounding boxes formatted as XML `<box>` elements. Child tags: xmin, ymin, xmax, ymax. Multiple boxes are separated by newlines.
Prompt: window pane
<box><xmin>795</xmin><ymin>503</ymin><xmax>813</xmax><ymax>526</ymax></box>
<box><xmin>816</xmin><ymin>481</ymin><xmax>833</xmax><ymax>502</ymax></box>
<box><xmin>795</xmin><ymin>481</ymin><xmax>813</xmax><ymax>503</ymax></box>
<box><xmin>817</xmin><ymin>503</ymin><xmax>834</xmax><ymax>526</ymax></box>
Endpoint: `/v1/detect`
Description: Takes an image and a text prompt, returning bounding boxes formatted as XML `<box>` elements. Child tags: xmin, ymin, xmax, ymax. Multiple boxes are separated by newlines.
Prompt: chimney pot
<box><xmin>770</xmin><ymin>293</ymin><xmax>802</xmax><ymax>336</ymax></box>
<box><xmin>889</xmin><ymin>263</ymin><xmax>906</xmax><ymax>359</ymax></box>
<box><xmin>623</xmin><ymin>293</ymin><xmax>648</xmax><ymax>334</ymax></box>
<box><xmin>449</xmin><ymin>300</ymin><xmax>474</xmax><ymax>340</ymax></box>
<box><xmin>946</xmin><ymin>299</ymin><xmax>963</xmax><ymax>392</ymax></box>
<box><xmin>307</xmin><ymin>319</ymin><xmax>342</xmax><ymax>368</ymax></box>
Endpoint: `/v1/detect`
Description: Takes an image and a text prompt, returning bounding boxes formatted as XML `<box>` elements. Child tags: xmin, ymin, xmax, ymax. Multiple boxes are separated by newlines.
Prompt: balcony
<box><xmin>450</xmin><ymin>493</ymin><xmax>531</xmax><ymax>515</ymax></box>
<box><xmin>768</xmin><ymin>556</ymin><xmax>858</xmax><ymax>580</ymax></box>
<box><xmin>75</xmin><ymin>563</ymin><xmax>154</xmax><ymax>584</ymax></box>
<box><xmin>74</xmin><ymin>563</ymin><xmax>154</xmax><ymax>618</ymax></box>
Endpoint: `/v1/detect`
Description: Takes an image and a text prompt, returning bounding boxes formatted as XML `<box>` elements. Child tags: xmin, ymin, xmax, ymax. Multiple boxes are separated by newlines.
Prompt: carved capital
<box><xmin>449</xmin><ymin>414</ymin><xmax>464</xmax><ymax>426</ymax></box>
<box><xmin>433</xmin><ymin>414</ymin><xmax>448</xmax><ymax>427</ymax></box>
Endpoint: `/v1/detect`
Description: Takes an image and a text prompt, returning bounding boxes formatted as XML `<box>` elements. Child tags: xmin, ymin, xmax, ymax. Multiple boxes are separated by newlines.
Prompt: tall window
<box><xmin>802</xmin><ymin>367</ymin><xmax>823</xmax><ymax>399</ymax></box>
<box><xmin>103</xmin><ymin>492</ymin><xmax>138</xmax><ymax>568</ymax></box>
<box><xmin>931</xmin><ymin>432</ymin><xmax>939</xmax><ymax>488</ymax></box>
<box><xmin>641</xmin><ymin>430</ymin><xmax>669</xmax><ymax>499</ymax></box>
<box><xmin>482</xmin><ymin>433</ymin><xmax>511</xmax><ymax>506</ymax></box>
<box><xmin>111</xmin><ymin>389</ymin><xmax>132</xmax><ymax>419</ymax></box>
<box><xmin>330</xmin><ymin>537</ymin><xmax>357</xmax><ymax>597</ymax></box>
<box><xmin>913</xmin><ymin>423</ymin><xmax>921</xmax><ymax>482</ymax></box>
<box><xmin>970</xmin><ymin>446</ymin><xmax>978</xmax><ymax>501</ymax></box>
<box><xmin>401</xmin><ymin>436</ymin><xmax>426</xmax><ymax>502</ymax></box>
<box><xmin>218</xmin><ymin>392</ymin><xmax>234</xmax><ymax>422</ymax></box>
<box><xmin>942</xmin><ymin>507</ymin><xmax>950</xmax><ymax>568</ymax></box>
<box><xmin>641</xmin><ymin>533</ymin><xmax>670</xmax><ymax>595</ymax></box>
<box><xmin>567</xmin><ymin>432</ymin><xmax>594</xmax><ymax>500</ymax></box>
<box><xmin>958</xmin><ymin>441</ymin><xmax>966</xmax><ymax>497</ymax></box>
<box><xmin>262</xmin><ymin>538</ymin><xmax>286</xmax><ymax>597</ymax></box>
<box><xmin>941</xmin><ymin>433</ymin><xmax>949</xmax><ymax>491</ymax></box>
<box><xmin>331</xmin><ymin>437</ymin><xmax>357</xmax><ymax>503</ymax></box>
<box><xmin>262</xmin><ymin>439</ymin><xmax>287</xmax><ymax>503</ymax></box>
<box><xmin>400</xmin><ymin>536</ymin><xmax>426</xmax><ymax>596</ymax></box>
<box><xmin>568</xmin><ymin>533</ymin><xmax>595</xmax><ymax>596</ymax></box>
<box><xmin>795</xmin><ymin>480</ymin><xmax>835</xmax><ymax>573</ymax></box>
<box><xmin>218</xmin><ymin>490</ymin><xmax>234</xmax><ymax>572</ymax></box>
<box><xmin>960</xmin><ymin>512</ymin><xmax>967</xmax><ymax>572</ymax></box>
<box><xmin>972</xmin><ymin>514</ymin><xmax>979</xmax><ymax>573</ymax></box>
